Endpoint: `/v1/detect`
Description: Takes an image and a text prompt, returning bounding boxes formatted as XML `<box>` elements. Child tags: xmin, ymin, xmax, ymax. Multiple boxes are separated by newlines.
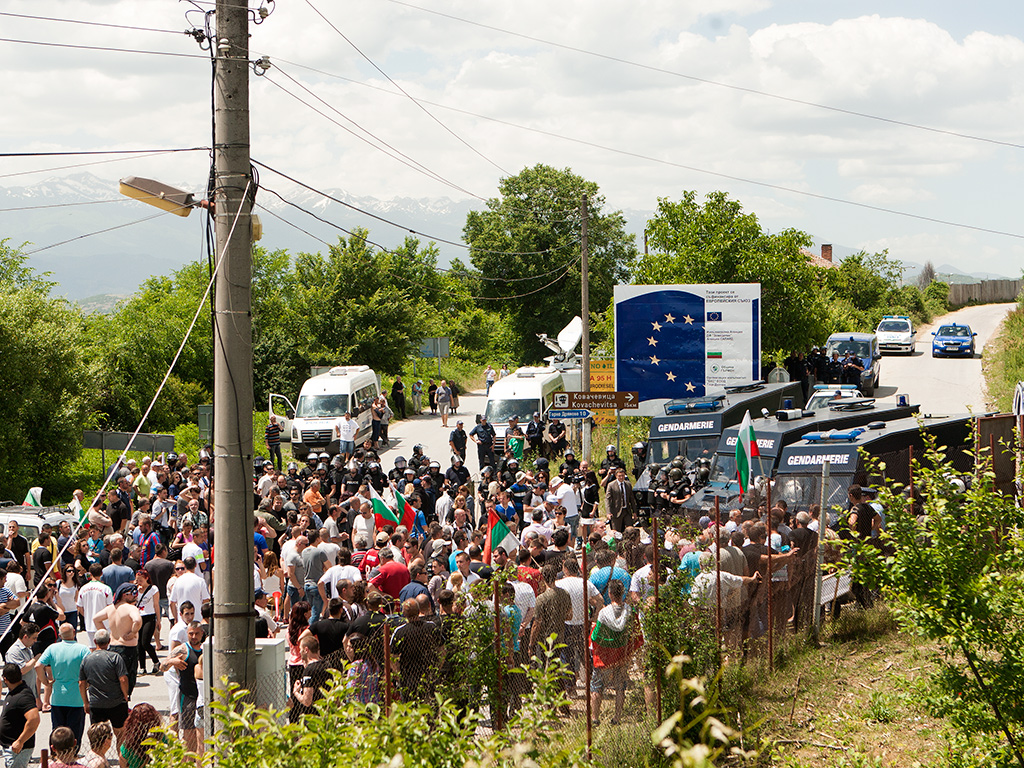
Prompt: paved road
<box><xmin>872</xmin><ymin>302</ymin><xmax>1015</xmax><ymax>414</ymax></box>
<box><xmin>377</xmin><ymin>388</ymin><xmax>490</xmax><ymax>477</ymax></box>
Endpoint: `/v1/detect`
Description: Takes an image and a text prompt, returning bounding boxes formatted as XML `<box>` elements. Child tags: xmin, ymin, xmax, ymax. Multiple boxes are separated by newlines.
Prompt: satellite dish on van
<box><xmin>537</xmin><ymin>316</ymin><xmax>583</xmax><ymax>365</ymax></box>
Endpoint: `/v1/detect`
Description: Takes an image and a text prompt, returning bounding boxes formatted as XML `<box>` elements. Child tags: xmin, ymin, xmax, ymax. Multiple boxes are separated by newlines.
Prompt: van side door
<box><xmin>268</xmin><ymin>393</ymin><xmax>296</xmax><ymax>442</ymax></box>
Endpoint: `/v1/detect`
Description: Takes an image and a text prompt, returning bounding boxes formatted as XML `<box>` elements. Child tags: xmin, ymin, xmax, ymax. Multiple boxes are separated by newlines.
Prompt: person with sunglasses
<box><xmin>57</xmin><ymin>567</ymin><xmax>79</xmax><ymax>633</ymax></box>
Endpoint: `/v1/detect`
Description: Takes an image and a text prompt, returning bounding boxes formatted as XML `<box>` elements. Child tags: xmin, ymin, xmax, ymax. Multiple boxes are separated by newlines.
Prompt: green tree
<box><xmin>0</xmin><ymin>242</ymin><xmax>95</xmax><ymax>500</ymax></box>
<box><xmin>90</xmin><ymin>261</ymin><xmax>213</xmax><ymax>432</ymax></box>
<box><xmin>289</xmin><ymin>230</ymin><xmax>422</xmax><ymax>374</ymax></box>
<box><xmin>852</xmin><ymin>437</ymin><xmax>1024</xmax><ymax>767</ymax></box>
<box><xmin>464</xmin><ymin>164</ymin><xmax>636</xmax><ymax>358</ymax></box>
<box><xmin>636</xmin><ymin>191</ymin><xmax>828</xmax><ymax>360</ymax></box>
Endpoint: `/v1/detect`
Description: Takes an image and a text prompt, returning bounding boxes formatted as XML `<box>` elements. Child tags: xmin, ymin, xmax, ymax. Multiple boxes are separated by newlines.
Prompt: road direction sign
<box><xmin>547</xmin><ymin>408</ymin><xmax>593</xmax><ymax>420</ymax></box>
<box><xmin>552</xmin><ymin>391</ymin><xmax>639</xmax><ymax>410</ymax></box>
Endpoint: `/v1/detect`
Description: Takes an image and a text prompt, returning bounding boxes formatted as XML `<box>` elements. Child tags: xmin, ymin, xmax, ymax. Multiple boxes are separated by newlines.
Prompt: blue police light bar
<box><xmin>802</xmin><ymin>428</ymin><xmax>865</xmax><ymax>443</ymax></box>
<box><xmin>664</xmin><ymin>394</ymin><xmax>726</xmax><ymax>414</ymax></box>
<box><xmin>812</xmin><ymin>384</ymin><xmax>860</xmax><ymax>391</ymax></box>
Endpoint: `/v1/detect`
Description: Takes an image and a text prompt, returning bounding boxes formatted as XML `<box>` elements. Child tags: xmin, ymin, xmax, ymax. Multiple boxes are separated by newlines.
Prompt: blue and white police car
<box><xmin>931</xmin><ymin>323</ymin><xmax>977</xmax><ymax>358</ymax></box>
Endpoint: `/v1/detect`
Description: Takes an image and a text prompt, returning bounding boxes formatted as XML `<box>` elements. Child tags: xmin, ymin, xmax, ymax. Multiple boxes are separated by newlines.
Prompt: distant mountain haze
<box><xmin>1</xmin><ymin>173</ymin><xmax>1008</xmax><ymax>306</ymax></box>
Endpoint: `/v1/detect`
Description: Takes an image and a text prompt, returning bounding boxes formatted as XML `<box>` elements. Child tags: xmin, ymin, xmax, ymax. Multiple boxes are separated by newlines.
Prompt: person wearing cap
<box><xmin>469</xmin><ymin>416</ymin><xmax>496</xmax><ymax>473</ymax></box>
<box><xmin>91</xmin><ymin>582</ymin><xmax>142</xmax><ymax>695</ymax></box>
<box><xmin>254</xmin><ymin>588</ymin><xmax>278</xmax><ymax>637</ymax></box>
<box><xmin>448</xmin><ymin>421</ymin><xmax>468</xmax><ymax>462</ymax></box>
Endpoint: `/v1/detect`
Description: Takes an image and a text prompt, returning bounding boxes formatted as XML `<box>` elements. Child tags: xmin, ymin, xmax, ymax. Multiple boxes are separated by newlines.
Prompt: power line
<box><xmin>0</xmin><ymin>147</ymin><xmax>209</xmax><ymax>158</ymax></box>
<box><xmin>262</xmin><ymin>70</ymin><xmax>484</xmax><ymax>200</ymax></box>
<box><xmin>0</xmin><ymin>150</ymin><xmax>207</xmax><ymax>181</ymax></box>
<box><xmin>255</xmin><ymin>200</ymin><xmax>581</xmax><ymax>301</ymax></box>
<box><xmin>257</xmin><ymin>57</ymin><xmax>1024</xmax><ymax>241</ymax></box>
<box><xmin>23</xmin><ymin>205</ymin><xmax>191</xmax><ymax>256</ymax></box>
<box><xmin>302</xmin><ymin>0</ymin><xmax>513</xmax><ymax>176</ymax></box>
<box><xmin>253</xmin><ymin>161</ymin><xmax>578</xmax><ymax>255</ymax></box>
<box><xmin>0</xmin><ymin>199</ymin><xmax>127</xmax><ymax>213</ymax></box>
<box><xmin>380</xmin><ymin>0</ymin><xmax>1024</xmax><ymax>152</ymax></box>
<box><xmin>0</xmin><ymin>11</ymin><xmax>188</xmax><ymax>36</ymax></box>
<box><xmin>0</xmin><ymin>36</ymin><xmax>208</xmax><ymax>60</ymax></box>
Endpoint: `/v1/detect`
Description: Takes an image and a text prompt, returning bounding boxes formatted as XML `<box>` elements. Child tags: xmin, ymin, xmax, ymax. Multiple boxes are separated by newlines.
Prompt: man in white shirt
<box><xmin>169</xmin><ymin>557</ymin><xmax>210</xmax><ymax>618</ymax></box>
<box><xmin>318</xmin><ymin>528</ymin><xmax>341</xmax><ymax>571</ymax></box>
<box><xmin>334</xmin><ymin>412</ymin><xmax>359</xmax><ymax>461</ymax></box>
<box><xmin>317</xmin><ymin>549</ymin><xmax>362</xmax><ymax>601</ymax></box>
<box><xmin>76</xmin><ymin>564</ymin><xmax>114</xmax><ymax>648</ymax></box>
<box><xmin>181</xmin><ymin>527</ymin><xmax>209</xmax><ymax>585</ymax></box>
<box><xmin>254</xmin><ymin>589</ymin><xmax>278</xmax><ymax>637</ymax></box>
<box><xmin>445</xmin><ymin>551</ymin><xmax>481</xmax><ymax>590</ymax></box>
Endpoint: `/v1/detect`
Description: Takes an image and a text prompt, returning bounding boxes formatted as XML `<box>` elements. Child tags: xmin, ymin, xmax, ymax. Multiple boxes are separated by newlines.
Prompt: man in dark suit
<box><xmin>605</xmin><ymin>467</ymin><xmax>638</xmax><ymax>533</ymax></box>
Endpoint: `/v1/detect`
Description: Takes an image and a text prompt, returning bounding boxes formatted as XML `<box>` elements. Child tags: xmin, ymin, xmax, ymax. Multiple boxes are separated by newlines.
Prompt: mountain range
<box><xmin>0</xmin><ymin>172</ymin><xmax>1009</xmax><ymax>307</ymax></box>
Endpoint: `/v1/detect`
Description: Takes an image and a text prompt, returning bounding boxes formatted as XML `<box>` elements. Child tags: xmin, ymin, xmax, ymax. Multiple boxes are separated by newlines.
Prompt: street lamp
<box><xmin>118</xmin><ymin>176</ymin><xmax>199</xmax><ymax>217</ymax></box>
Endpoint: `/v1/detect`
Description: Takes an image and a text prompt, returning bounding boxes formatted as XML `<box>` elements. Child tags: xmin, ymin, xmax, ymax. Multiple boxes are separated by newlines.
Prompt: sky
<box><xmin>2</xmin><ymin>0</ymin><xmax>1023</xmax><ymax>279</ymax></box>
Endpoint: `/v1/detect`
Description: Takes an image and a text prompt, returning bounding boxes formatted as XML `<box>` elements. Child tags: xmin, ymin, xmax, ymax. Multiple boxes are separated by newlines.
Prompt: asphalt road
<box><xmin>871</xmin><ymin>302</ymin><xmax>1016</xmax><ymax>415</ymax></box>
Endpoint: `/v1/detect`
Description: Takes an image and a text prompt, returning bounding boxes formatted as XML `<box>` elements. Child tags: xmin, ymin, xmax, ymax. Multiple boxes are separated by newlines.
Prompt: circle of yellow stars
<box><xmin>647</xmin><ymin>312</ymin><xmax>697</xmax><ymax>391</ymax></box>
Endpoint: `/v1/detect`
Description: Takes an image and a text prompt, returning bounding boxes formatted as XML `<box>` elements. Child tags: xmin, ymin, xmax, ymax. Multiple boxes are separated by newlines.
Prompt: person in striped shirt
<box><xmin>265</xmin><ymin>415</ymin><xmax>283</xmax><ymax>472</ymax></box>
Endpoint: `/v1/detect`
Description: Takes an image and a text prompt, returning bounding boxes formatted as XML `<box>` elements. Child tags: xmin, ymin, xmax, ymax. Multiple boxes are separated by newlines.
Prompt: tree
<box><xmin>917</xmin><ymin>260</ymin><xmax>936</xmax><ymax>290</ymax></box>
<box><xmin>464</xmin><ymin>164</ymin><xmax>636</xmax><ymax>358</ymax></box>
<box><xmin>852</xmin><ymin>437</ymin><xmax>1024</xmax><ymax>767</ymax></box>
<box><xmin>0</xmin><ymin>242</ymin><xmax>95</xmax><ymax>500</ymax></box>
<box><xmin>635</xmin><ymin>191</ymin><xmax>828</xmax><ymax>360</ymax></box>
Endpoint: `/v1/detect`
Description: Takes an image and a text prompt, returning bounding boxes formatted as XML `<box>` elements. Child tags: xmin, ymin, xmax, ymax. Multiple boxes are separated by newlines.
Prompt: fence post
<box><xmin>383</xmin><ymin>620</ymin><xmax>392</xmax><ymax>717</ymax></box>
<box><xmin>652</xmin><ymin>511</ymin><xmax>662</xmax><ymax>724</ymax></box>
<box><xmin>583</xmin><ymin>544</ymin><xmax>592</xmax><ymax>759</ymax></box>
<box><xmin>812</xmin><ymin>460</ymin><xmax>830</xmax><ymax>640</ymax></box>
<box><xmin>714</xmin><ymin>495</ymin><xmax>722</xmax><ymax>667</ymax></box>
<box><xmin>41</xmin><ymin>750</ymin><xmax>48</xmax><ymax>768</ymax></box>
<box><xmin>493</xmin><ymin>577</ymin><xmax>504</xmax><ymax>731</ymax></box>
<box><xmin>766</xmin><ymin>479</ymin><xmax>774</xmax><ymax>672</ymax></box>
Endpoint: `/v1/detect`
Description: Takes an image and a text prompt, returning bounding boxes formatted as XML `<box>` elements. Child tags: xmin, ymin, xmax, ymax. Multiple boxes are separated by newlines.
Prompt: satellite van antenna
<box><xmin>538</xmin><ymin>316</ymin><xmax>582</xmax><ymax>367</ymax></box>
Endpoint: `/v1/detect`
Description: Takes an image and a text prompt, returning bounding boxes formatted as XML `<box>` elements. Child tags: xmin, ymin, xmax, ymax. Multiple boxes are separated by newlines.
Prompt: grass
<box><xmin>723</xmin><ymin>604</ymin><xmax>952</xmax><ymax>768</ymax></box>
<box><xmin>983</xmin><ymin>297</ymin><xmax>1024</xmax><ymax>411</ymax></box>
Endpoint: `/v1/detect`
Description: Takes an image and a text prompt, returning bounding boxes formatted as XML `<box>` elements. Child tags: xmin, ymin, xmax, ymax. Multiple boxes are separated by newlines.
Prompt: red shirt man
<box><xmin>369</xmin><ymin>549</ymin><xmax>410</xmax><ymax>600</ymax></box>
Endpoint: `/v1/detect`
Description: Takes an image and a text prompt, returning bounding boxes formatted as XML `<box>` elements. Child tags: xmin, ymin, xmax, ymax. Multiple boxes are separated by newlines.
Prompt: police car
<box><xmin>824</xmin><ymin>332</ymin><xmax>881</xmax><ymax>397</ymax></box>
<box><xmin>931</xmin><ymin>323</ymin><xmax>977</xmax><ymax>358</ymax></box>
<box><xmin>875</xmin><ymin>315</ymin><xmax>916</xmax><ymax>355</ymax></box>
<box><xmin>804</xmin><ymin>384</ymin><xmax>864</xmax><ymax>411</ymax></box>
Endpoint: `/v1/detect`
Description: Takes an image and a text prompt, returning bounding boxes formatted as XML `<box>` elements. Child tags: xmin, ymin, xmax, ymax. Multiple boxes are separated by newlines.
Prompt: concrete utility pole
<box><xmin>212</xmin><ymin>0</ymin><xmax>256</xmax><ymax>697</ymax></box>
<box><xmin>580</xmin><ymin>194</ymin><xmax>591</xmax><ymax>461</ymax></box>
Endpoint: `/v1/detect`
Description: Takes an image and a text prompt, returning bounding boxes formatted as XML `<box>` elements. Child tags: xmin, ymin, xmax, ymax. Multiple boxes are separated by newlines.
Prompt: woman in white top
<box><xmin>135</xmin><ymin>568</ymin><xmax>161</xmax><ymax>674</ymax></box>
<box><xmin>57</xmin><ymin>564</ymin><xmax>80</xmax><ymax>631</ymax></box>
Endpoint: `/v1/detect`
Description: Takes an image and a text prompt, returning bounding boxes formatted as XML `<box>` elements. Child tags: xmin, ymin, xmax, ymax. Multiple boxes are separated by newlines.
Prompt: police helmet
<box><xmin>481</xmin><ymin>466</ymin><xmax>493</xmax><ymax>476</ymax></box>
<box><xmin>287</xmin><ymin>462</ymin><xmax>298</xmax><ymax>471</ymax></box>
<box><xmin>507</xmin><ymin>458</ymin><xmax>519</xmax><ymax>468</ymax></box>
<box><xmin>394</xmin><ymin>456</ymin><xmax>407</xmax><ymax>469</ymax></box>
<box><xmin>668</xmin><ymin>468</ymin><xmax>684</xmax><ymax>483</ymax></box>
<box><xmin>413</xmin><ymin>444</ymin><xmax>424</xmax><ymax>455</ymax></box>
<box><xmin>404</xmin><ymin>467</ymin><xmax>415</xmax><ymax>475</ymax></box>
<box><xmin>451</xmin><ymin>455</ymin><xmax>462</xmax><ymax>464</ymax></box>
<box><xmin>316</xmin><ymin>463</ymin><xmax>328</xmax><ymax>472</ymax></box>
<box><xmin>318</xmin><ymin>452</ymin><xmax>330</xmax><ymax>461</ymax></box>
<box><xmin>605</xmin><ymin>444</ymin><xmax>616</xmax><ymax>453</ymax></box>
<box><xmin>429</xmin><ymin>461</ymin><xmax>441</xmax><ymax>470</ymax></box>
<box><xmin>305</xmin><ymin>453</ymin><xmax>317</xmax><ymax>463</ymax></box>
<box><xmin>369</xmin><ymin>462</ymin><xmax>380</xmax><ymax>471</ymax></box>
<box><xmin>534</xmin><ymin>457</ymin><xmax>549</xmax><ymax>471</ymax></box>
<box><xmin>166</xmin><ymin>452</ymin><xmax>179</xmax><ymax>464</ymax></box>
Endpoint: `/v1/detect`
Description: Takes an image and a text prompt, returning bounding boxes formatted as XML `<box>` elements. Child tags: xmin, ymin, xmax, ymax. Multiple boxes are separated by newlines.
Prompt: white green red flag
<box><xmin>369</xmin><ymin>483</ymin><xmax>400</xmax><ymax>530</ymax></box>
<box><xmin>483</xmin><ymin>508</ymin><xmax>519</xmax><ymax>565</ymax></box>
<box><xmin>391</xmin><ymin>486</ymin><xmax>418</xmax><ymax>531</ymax></box>
<box><xmin>735</xmin><ymin>411</ymin><xmax>759</xmax><ymax>497</ymax></box>
<box><xmin>22</xmin><ymin>487</ymin><xmax>42</xmax><ymax>507</ymax></box>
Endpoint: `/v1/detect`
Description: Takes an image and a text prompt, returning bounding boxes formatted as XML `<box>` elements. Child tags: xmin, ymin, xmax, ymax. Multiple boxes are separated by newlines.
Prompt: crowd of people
<box><xmin>0</xmin><ymin>376</ymin><xmax>889</xmax><ymax>763</ymax></box>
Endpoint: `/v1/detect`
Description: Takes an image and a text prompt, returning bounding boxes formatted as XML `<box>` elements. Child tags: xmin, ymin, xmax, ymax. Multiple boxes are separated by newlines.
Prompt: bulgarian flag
<box><xmin>369</xmin><ymin>484</ymin><xmax>400</xmax><ymax>530</ymax></box>
<box><xmin>735</xmin><ymin>410</ymin><xmax>759</xmax><ymax>497</ymax></box>
<box><xmin>483</xmin><ymin>508</ymin><xmax>519</xmax><ymax>565</ymax></box>
<box><xmin>391</xmin><ymin>486</ymin><xmax>417</xmax><ymax>532</ymax></box>
<box><xmin>22</xmin><ymin>487</ymin><xmax>43</xmax><ymax>507</ymax></box>
<box><xmin>590</xmin><ymin>603</ymin><xmax>644</xmax><ymax>668</ymax></box>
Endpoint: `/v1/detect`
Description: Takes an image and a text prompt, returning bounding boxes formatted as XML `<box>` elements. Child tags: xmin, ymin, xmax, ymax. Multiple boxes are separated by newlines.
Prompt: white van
<box><xmin>484</xmin><ymin>367</ymin><xmax>567</xmax><ymax>452</ymax></box>
<box><xmin>269</xmin><ymin>366</ymin><xmax>379</xmax><ymax>460</ymax></box>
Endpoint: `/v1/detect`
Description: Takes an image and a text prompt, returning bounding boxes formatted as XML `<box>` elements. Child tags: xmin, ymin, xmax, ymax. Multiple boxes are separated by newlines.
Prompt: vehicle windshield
<box><xmin>825</xmin><ymin>338</ymin><xmax>871</xmax><ymax>359</ymax></box>
<box><xmin>937</xmin><ymin>326</ymin><xmax>971</xmax><ymax>338</ymax></box>
<box><xmin>649</xmin><ymin>436</ymin><xmax>719</xmax><ymax>465</ymax></box>
<box><xmin>877</xmin><ymin>320</ymin><xmax>911</xmax><ymax>333</ymax></box>
<box><xmin>806</xmin><ymin>390</ymin><xmax>861</xmax><ymax>410</ymax></box>
<box><xmin>772</xmin><ymin>475</ymin><xmax>847</xmax><ymax>526</ymax></box>
<box><xmin>485</xmin><ymin>398</ymin><xmax>539</xmax><ymax>424</ymax></box>
<box><xmin>708</xmin><ymin>452</ymin><xmax>772</xmax><ymax>485</ymax></box>
<box><xmin>295</xmin><ymin>394</ymin><xmax>349</xmax><ymax>418</ymax></box>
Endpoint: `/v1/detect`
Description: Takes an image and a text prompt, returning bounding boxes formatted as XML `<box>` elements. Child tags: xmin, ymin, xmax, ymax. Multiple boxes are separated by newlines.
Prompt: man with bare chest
<box><xmin>91</xmin><ymin>583</ymin><xmax>142</xmax><ymax>695</ymax></box>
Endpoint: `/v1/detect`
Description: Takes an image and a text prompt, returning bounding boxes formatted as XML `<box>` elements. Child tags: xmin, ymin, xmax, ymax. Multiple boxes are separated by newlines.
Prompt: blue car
<box><xmin>931</xmin><ymin>323</ymin><xmax>977</xmax><ymax>358</ymax></box>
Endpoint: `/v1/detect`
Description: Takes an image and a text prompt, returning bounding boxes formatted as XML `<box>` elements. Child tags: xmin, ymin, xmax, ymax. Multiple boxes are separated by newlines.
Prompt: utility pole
<box><xmin>212</xmin><ymin>0</ymin><xmax>255</xmax><ymax>699</ymax></box>
<box><xmin>580</xmin><ymin>194</ymin><xmax>591</xmax><ymax>462</ymax></box>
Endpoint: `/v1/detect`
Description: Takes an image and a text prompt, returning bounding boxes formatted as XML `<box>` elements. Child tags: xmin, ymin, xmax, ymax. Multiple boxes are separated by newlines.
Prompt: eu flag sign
<box><xmin>614</xmin><ymin>284</ymin><xmax>761</xmax><ymax>403</ymax></box>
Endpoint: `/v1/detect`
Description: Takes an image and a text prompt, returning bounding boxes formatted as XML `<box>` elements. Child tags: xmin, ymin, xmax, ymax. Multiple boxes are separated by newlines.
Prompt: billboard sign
<box><xmin>614</xmin><ymin>284</ymin><xmax>761</xmax><ymax>402</ymax></box>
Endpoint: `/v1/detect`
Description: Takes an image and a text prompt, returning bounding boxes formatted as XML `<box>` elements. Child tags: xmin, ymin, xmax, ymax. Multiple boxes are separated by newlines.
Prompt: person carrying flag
<box><xmin>734</xmin><ymin>411</ymin><xmax>761</xmax><ymax>497</ymax></box>
<box><xmin>589</xmin><ymin>578</ymin><xmax>642</xmax><ymax>726</ymax></box>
